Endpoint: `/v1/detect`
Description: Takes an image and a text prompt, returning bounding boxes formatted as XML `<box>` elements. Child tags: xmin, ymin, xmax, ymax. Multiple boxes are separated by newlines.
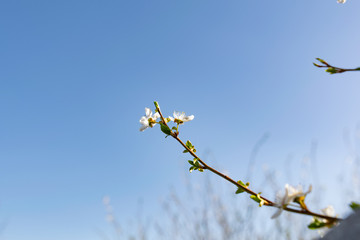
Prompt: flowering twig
<box><xmin>313</xmin><ymin>58</ymin><xmax>360</xmax><ymax>74</ymax></box>
<box><xmin>140</xmin><ymin>102</ymin><xmax>342</xmax><ymax>229</ymax></box>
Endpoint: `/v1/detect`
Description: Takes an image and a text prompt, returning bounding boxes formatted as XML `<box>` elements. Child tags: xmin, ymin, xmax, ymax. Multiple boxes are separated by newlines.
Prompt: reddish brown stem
<box><xmin>155</xmin><ymin>104</ymin><xmax>342</xmax><ymax>223</ymax></box>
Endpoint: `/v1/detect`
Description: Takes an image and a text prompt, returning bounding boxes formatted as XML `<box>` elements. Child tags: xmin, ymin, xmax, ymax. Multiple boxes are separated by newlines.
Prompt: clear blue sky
<box><xmin>1</xmin><ymin>1</ymin><xmax>360</xmax><ymax>239</ymax></box>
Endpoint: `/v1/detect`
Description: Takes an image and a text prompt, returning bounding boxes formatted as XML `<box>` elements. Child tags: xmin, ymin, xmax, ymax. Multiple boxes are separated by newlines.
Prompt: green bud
<box><xmin>349</xmin><ymin>202</ymin><xmax>360</xmax><ymax>211</ymax></box>
<box><xmin>154</xmin><ymin>101</ymin><xmax>159</xmax><ymax>109</ymax></box>
<box><xmin>316</xmin><ymin>58</ymin><xmax>327</xmax><ymax>65</ymax></box>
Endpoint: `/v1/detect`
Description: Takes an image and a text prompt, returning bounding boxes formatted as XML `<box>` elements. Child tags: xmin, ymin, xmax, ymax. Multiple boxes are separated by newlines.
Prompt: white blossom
<box><xmin>169</xmin><ymin>111</ymin><xmax>194</xmax><ymax>124</ymax></box>
<box><xmin>321</xmin><ymin>205</ymin><xmax>336</xmax><ymax>222</ymax></box>
<box><xmin>139</xmin><ymin>108</ymin><xmax>160</xmax><ymax>131</ymax></box>
<box><xmin>271</xmin><ymin>184</ymin><xmax>312</xmax><ymax>219</ymax></box>
<box><xmin>318</xmin><ymin>205</ymin><xmax>337</xmax><ymax>236</ymax></box>
<box><xmin>321</xmin><ymin>205</ymin><xmax>335</xmax><ymax>217</ymax></box>
<box><xmin>337</xmin><ymin>0</ymin><xmax>346</xmax><ymax>3</ymax></box>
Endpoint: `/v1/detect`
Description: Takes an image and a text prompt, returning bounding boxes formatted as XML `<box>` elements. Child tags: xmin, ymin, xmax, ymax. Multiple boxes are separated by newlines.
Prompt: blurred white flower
<box><xmin>321</xmin><ymin>205</ymin><xmax>335</xmax><ymax>216</ymax></box>
<box><xmin>106</xmin><ymin>214</ymin><xmax>114</xmax><ymax>223</ymax></box>
<box><xmin>337</xmin><ymin>0</ymin><xmax>346</xmax><ymax>3</ymax></box>
<box><xmin>169</xmin><ymin>111</ymin><xmax>194</xmax><ymax>124</ymax></box>
<box><xmin>321</xmin><ymin>205</ymin><xmax>336</xmax><ymax>220</ymax></box>
<box><xmin>103</xmin><ymin>195</ymin><xmax>111</xmax><ymax>205</ymax></box>
<box><xmin>317</xmin><ymin>205</ymin><xmax>337</xmax><ymax>237</ymax></box>
<box><xmin>139</xmin><ymin>108</ymin><xmax>160</xmax><ymax>131</ymax></box>
<box><xmin>271</xmin><ymin>184</ymin><xmax>312</xmax><ymax>219</ymax></box>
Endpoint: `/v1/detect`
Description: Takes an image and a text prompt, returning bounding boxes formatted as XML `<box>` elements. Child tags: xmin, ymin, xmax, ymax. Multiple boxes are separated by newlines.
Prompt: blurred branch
<box><xmin>314</xmin><ymin>58</ymin><xmax>360</xmax><ymax>74</ymax></box>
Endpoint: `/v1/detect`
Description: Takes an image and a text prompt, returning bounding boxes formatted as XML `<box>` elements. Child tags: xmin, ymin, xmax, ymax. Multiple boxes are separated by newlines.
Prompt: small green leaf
<box><xmin>235</xmin><ymin>188</ymin><xmax>245</xmax><ymax>194</ymax></box>
<box><xmin>183</xmin><ymin>149</ymin><xmax>189</xmax><ymax>153</ymax></box>
<box><xmin>235</xmin><ymin>180</ymin><xmax>249</xmax><ymax>194</ymax></box>
<box><xmin>198</xmin><ymin>168</ymin><xmax>204</xmax><ymax>172</ymax></box>
<box><xmin>316</xmin><ymin>58</ymin><xmax>327</xmax><ymax>65</ymax></box>
<box><xmin>188</xmin><ymin>160</ymin><xmax>194</xmax><ymax>166</ymax></box>
<box><xmin>326</xmin><ymin>67</ymin><xmax>338</xmax><ymax>74</ymax></box>
<box><xmin>189</xmin><ymin>166</ymin><xmax>195</xmax><ymax>173</ymax></box>
<box><xmin>237</xmin><ymin>180</ymin><xmax>249</xmax><ymax>188</ymax></box>
<box><xmin>186</xmin><ymin>140</ymin><xmax>193</xmax><ymax>148</ymax></box>
<box><xmin>250</xmin><ymin>193</ymin><xmax>261</xmax><ymax>203</ymax></box>
<box><xmin>249</xmin><ymin>193</ymin><xmax>265</xmax><ymax>207</ymax></box>
<box><xmin>250</xmin><ymin>195</ymin><xmax>260</xmax><ymax>203</ymax></box>
<box><xmin>313</xmin><ymin>62</ymin><xmax>321</xmax><ymax>67</ymax></box>
<box><xmin>160</xmin><ymin>123</ymin><xmax>171</xmax><ymax>135</ymax></box>
<box><xmin>355</xmin><ymin>67</ymin><xmax>360</xmax><ymax>71</ymax></box>
<box><xmin>349</xmin><ymin>202</ymin><xmax>360</xmax><ymax>211</ymax></box>
<box><xmin>172</xmin><ymin>126</ymin><xmax>177</xmax><ymax>130</ymax></box>
<box><xmin>308</xmin><ymin>218</ymin><xmax>326</xmax><ymax>230</ymax></box>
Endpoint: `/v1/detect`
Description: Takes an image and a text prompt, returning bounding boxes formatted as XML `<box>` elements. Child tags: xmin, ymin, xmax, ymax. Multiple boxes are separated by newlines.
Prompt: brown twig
<box><xmin>155</xmin><ymin>103</ymin><xmax>342</xmax><ymax>223</ymax></box>
<box><xmin>314</xmin><ymin>58</ymin><xmax>360</xmax><ymax>74</ymax></box>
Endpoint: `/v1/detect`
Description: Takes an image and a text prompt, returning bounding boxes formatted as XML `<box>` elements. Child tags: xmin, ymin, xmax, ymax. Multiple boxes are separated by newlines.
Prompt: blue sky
<box><xmin>1</xmin><ymin>1</ymin><xmax>360</xmax><ymax>239</ymax></box>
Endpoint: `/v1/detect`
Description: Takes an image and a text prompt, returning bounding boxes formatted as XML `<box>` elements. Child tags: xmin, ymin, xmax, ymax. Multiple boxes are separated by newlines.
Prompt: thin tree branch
<box><xmin>314</xmin><ymin>58</ymin><xmax>360</xmax><ymax>74</ymax></box>
<box><xmin>155</xmin><ymin>103</ymin><xmax>342</xmax><ymax>223</ymax></box>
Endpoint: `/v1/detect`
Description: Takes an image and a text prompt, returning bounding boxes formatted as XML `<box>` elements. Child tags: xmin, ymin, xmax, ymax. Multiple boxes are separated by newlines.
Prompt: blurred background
<box><xmin>0</xmin><ymin>0</ymin><xmax>360</xmax><ymax>239</ymax></box>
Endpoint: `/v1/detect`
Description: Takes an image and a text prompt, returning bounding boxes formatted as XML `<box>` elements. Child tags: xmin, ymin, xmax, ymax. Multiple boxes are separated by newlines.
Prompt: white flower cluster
<box><xmin>271</xmin><ymin>184</ymin><xmax>312</xmax><ymax>218</ymax></box>
<box><xmin>139</xmin><ymin>108</ymin><xmax>194</xmax><ymax>131</ymax></box>
<box><xmin>139</xmin><ymin>108</ymin><xmax>160</xmax><ymax>132</ymax></box>
<box><xmin>169</xmin><ymin>111</ymin><xmax>194</xmax><ymax>124</ymax></box>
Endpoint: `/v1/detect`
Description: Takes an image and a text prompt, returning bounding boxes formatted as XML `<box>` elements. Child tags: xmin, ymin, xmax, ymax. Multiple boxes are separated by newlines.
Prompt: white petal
<box><xmin>139</xmin><ymin>116</ymin><xmax>148</xmax><ymax>125</ymax></box>
<box><xmin>284</xmin><ymin>184</ymin><xmax>304</xmax><ymax>202</ymax></box>
<box><xmin>145</xmin><ymin>108</ymin><xmax>152</xmax><ymax>117</ymax></box>
<box><xmin>321</xmin><ymin>206</ymin><xmax>335</xmax><ymax>217</ymax></box>
<box><xmin>305</xmin><ymin>185</ymin><xmax>312</xmax><ymax>195</ymax></box>
<box><xmin>183</xmin><ymin>115</ymin><xmax>194</xmax><ymax>121</ymax></box>
<box><xmin>274</xmin><ymin>191</ymin><xmax>284</xmax><ymax>205</ymax></box>
<box><xmin>173</xmin><ymin>111</ymin><xmax>180</xmax><ymax>119</ymax></box>
<box><xmin>139</xmin><ymin>125</ymin><xmax>148</xmax><ymax>131</ymax></box>
<box><xmin>153</xmin><ymin>112</ymin><xmax>160</xmax><ymax>119</ymax></box>
<box><xmin>285</xmin><ymin>184</ymin><xmax>297</xmax><ymax>196</ymax></box>
<box><xmin>179</xmin><ymin>112</ymin><xmax>185</xmax><ymax>120</ymax></box>
<box><xmin>271</xmin><ymin>208</ymin><xmax>283</xmax><ymax>219</ymax></box>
